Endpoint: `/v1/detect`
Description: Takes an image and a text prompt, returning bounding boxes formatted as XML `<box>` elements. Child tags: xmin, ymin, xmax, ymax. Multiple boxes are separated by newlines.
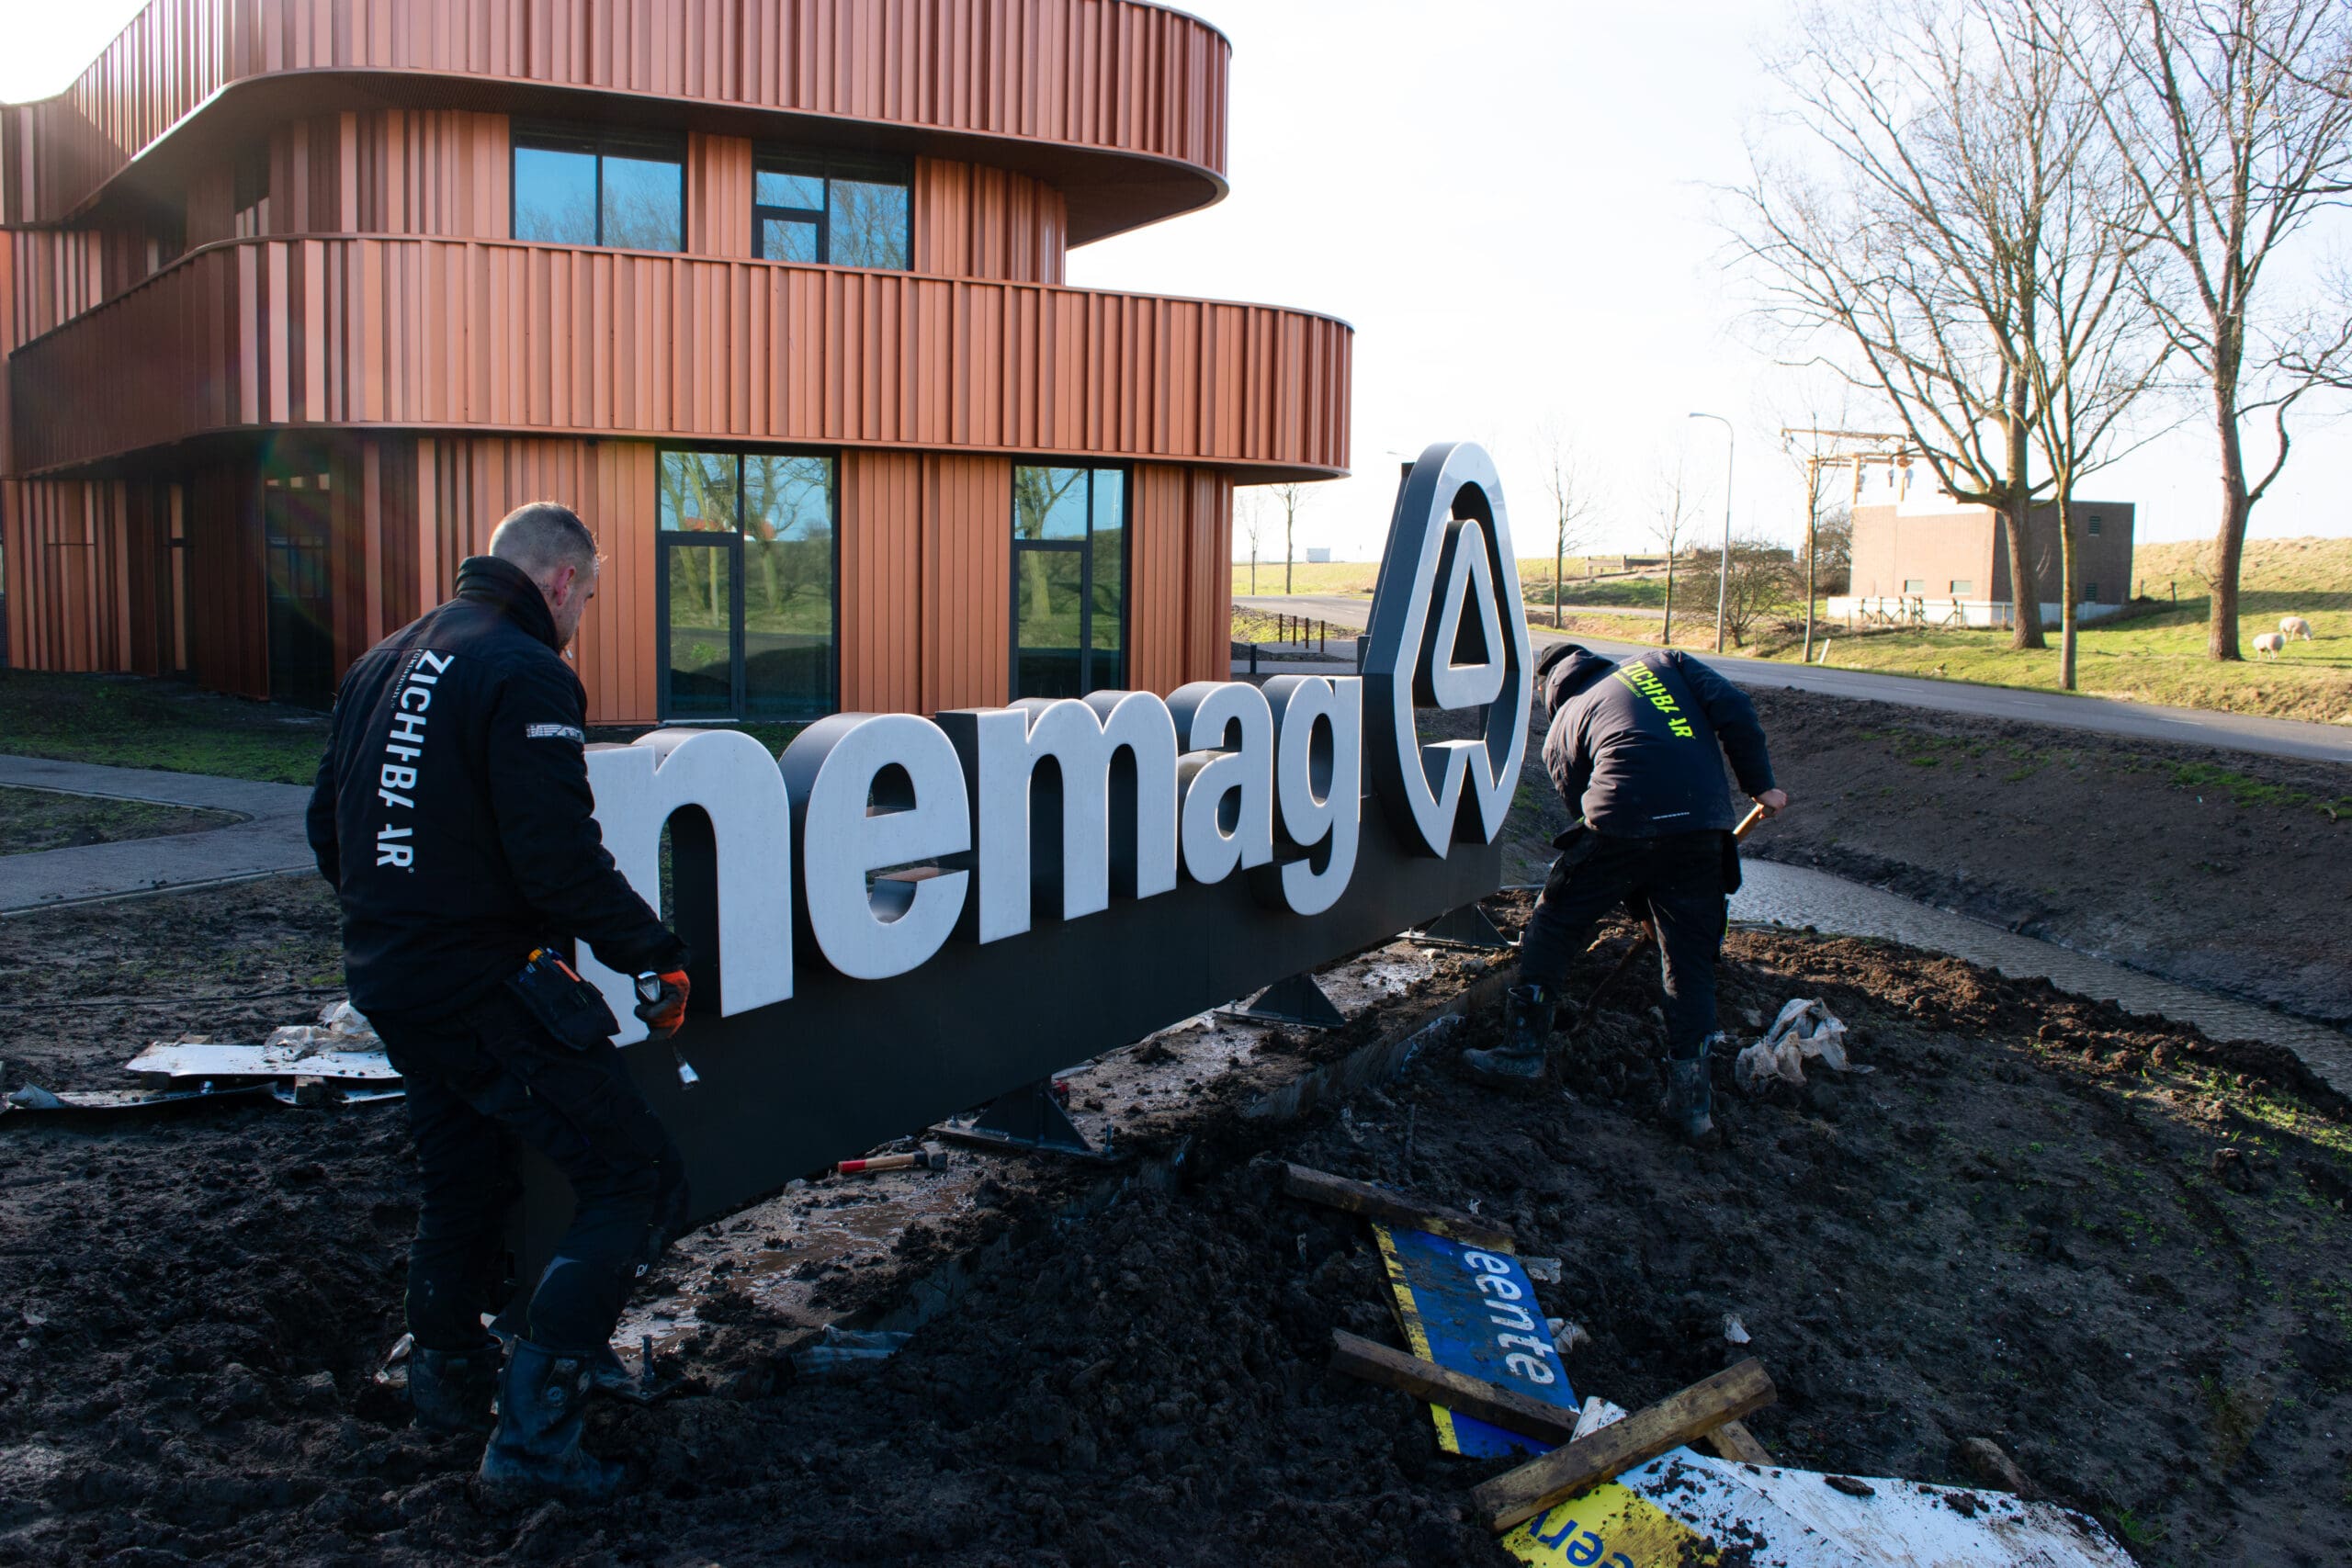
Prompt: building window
<box><xmin>1949</xmin><ymin>580</ymin><xmax>1973</xmax><ymax>596</ymax></box>
<box><xmin>656</xmin><ymin>449</ymin><xmax>837</xmax><ymax>721</ymax></box>
<box><xmin>2085</xmin><ymin>581</ymin><xmax>2099</xmax><ymax>603</ymax></box>
<box><xmin>1012</xmin><ymin>466</ymin><xmax>1126</xmax><ymax>699</ymax></box>
<box><xmin>752</xmin><ymin>151</ymin><xmax>910</xmax><ymax>268</ymax></box>
<box><xmin>1901</xmin><ymin>578</ymin><xmax>1926</xmax><ymax>594</ymax></box>
<box><xmin>232</xmin><ymin>147</ymin><xmax>269</xmax><ymax>238</ymax></box>
<box><xmin>514</xmin><ymin>126</ymin><xmax>684</xmax><ymax>252</ymax></box>
<box><xmin>2086</xmin><ymin>513</ymin><xmax>2104</xmax><ymax>536</ymax></box>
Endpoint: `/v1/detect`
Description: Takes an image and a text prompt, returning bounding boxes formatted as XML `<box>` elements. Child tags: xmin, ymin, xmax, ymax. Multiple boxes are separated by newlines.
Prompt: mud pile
<box><xmin>3</xmin><ymin>883</ymin><xmax>2350</xmax><ymax>1565</ymax></box>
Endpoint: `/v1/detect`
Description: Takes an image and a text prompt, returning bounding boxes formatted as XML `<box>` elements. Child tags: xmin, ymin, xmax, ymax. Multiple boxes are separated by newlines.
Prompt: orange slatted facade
<box><xmin>1</xmin><ymin>0</ymin><xmax>1347</xmax><ymax>724</ymax></box>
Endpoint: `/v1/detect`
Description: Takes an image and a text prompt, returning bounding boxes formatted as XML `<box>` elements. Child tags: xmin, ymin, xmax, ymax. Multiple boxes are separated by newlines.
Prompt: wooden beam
<box><xmin>1470</xmin><ymin>1359</ymin><xmax>1778</xmax><ymax>1534</ymax></box>
<box><xmin>1280</xmin><ymin>1163</ymin><xmax>1516</xmax><ymax>1252</ymax></box>
<box><xmin>1328</xmin><ymin>1329</ymin><xmax>1579</xmax><ymax>1445</ymax></box>
<box><xmin>1704</xmin><ymin>1420</ymin><xmax>1772</xmax><ymax>1465</ymax></box>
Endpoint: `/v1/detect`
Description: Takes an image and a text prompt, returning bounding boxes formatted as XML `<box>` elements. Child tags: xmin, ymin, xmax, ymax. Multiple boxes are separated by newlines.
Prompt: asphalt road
<box><xmin>1237</xmin><ymin>592</ymin><xmax>2352</xmax><ymax>765</ymax></box>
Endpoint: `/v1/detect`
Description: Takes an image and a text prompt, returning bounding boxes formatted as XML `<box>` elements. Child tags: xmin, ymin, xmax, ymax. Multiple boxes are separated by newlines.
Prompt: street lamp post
<box><xmin>1687</xmin><ymin>412</ymin><xmax>1735</xmax><ymax>652</ymax></box>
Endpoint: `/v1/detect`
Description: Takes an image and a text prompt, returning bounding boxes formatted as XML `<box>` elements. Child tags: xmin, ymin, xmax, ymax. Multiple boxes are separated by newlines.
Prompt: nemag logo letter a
<box><xmin>574</xmin><ymin>440</ymin><xmax>1532</xmax><ymax>1043</ymax></box>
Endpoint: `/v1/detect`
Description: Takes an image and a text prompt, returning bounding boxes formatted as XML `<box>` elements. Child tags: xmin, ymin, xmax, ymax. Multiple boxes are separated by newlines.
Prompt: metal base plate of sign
<box><xmin>1410</xmin><ymin>902</ymin><xmax>1514</xmax><ymax>951</ymax></box>
<box><xmin>937</xmin><ymin>1078</ymin><xmax>1114</xmax><ymax>1161</ymax></box>
<box><xmin>1224</xmin><ymin>971</ymin><xmax>1348</xmax><ymax>1029</ymax></box>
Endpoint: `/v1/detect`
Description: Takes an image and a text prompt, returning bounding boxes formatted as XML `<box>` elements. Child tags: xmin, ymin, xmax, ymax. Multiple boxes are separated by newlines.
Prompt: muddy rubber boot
<box><xmin>1661</xmin><ymin>1048</ymin><xmax>1716</xmax><ymax>1144</ymax></box>
<box><xmin>409</xmin><ymin>1341</ymin><xmax>498</xmax><ymax>1436</ymax></box>
<box><xmin>479</xmin><ymin>1339</ymin><xmax>625</xmax><ymax>1502</ymax></box>
<box><xmin>1462</xmin><ymin>984</ymin><xmax>1552</xmax><ymax>1090</ymax></box>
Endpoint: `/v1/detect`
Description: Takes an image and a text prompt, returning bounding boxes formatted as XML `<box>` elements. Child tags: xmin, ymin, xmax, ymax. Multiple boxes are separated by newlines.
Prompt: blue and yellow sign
<box><xmin>1372</xmin><ymin>1224</ymin><xmax>1577</xmax><ymax>1457</ymax></box>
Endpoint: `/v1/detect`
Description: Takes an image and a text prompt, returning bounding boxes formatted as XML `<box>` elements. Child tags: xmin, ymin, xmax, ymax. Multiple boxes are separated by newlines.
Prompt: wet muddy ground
<box><xmin>4</xmin><ymin>882</ymin><xmax>2350</xmax><ymax>1565</ymax></box>
<box><xmin>1743</xmin><ymin>688</ymin><xmax>2352</xmax><ymax>1026</ymax></box>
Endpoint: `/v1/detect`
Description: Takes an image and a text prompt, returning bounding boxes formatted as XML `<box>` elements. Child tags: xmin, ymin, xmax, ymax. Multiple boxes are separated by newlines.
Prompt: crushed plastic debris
<box><xmin>1735</xmin><ymin>998</ymin><xmax>1873</xmax><ymax>1095</ymax></box>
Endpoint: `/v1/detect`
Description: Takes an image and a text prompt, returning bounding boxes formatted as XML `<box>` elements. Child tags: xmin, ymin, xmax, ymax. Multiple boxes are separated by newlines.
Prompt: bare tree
<box><xmin>2041</xmin><ymin>0</ymin><xmax>2352</xmax><ymax>660</ymax></box>
<box><xmin>1538</xmin><ymin>427</ymin><xmax>1601</xmax><ymax>627</ymax></box>
<box><xmin>1237</xmin><ymin>491</ymin><xmax>1267</xmax><ymax>597</ymax></box>
<box><xmin>2016</xmin><ymin>28</ymin><xmax>2173</xmax><ymax>692</ymax></box>
<box><xmin>1648</xmin><ymin>452</ymin><xmax>1706</xmax><ymax>648</ymax></box>
<box><xmin>1271</xmin><ymin>482</ymin><xmax>1313</xmax><ymax>595</ymax></box>
<box><xmin>1730</xmin><ymin>0</ymin><xmax>2077</xmax><ymax>649</ymax></box>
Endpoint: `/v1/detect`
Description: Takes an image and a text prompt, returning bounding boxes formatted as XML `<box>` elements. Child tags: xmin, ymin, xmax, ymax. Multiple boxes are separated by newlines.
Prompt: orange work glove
<box><xmin>632</xmin><ymin>970</ymin><xmax>691</xmax><ymax>1038</ymax></box>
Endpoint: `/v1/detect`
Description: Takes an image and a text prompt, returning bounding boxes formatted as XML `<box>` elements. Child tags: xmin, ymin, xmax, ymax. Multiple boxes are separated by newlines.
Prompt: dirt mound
<box><xmin>3</xmin><ymin>883</ymin><xmax>2349</xmax><ymax>1564</ymax></box>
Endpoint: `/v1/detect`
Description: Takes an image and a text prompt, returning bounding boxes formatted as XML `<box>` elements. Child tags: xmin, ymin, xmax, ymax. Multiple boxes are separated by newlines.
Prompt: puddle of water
<box><xmin>1732</xmin><ymin>860</ymin><xmax>2352</xmax><ymax>1096</ymax></box>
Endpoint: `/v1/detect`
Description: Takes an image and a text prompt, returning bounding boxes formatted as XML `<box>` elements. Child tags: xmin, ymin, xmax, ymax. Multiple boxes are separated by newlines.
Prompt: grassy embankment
<box><xmin>1233</xmin><ymin>558</ymin><xmax>1666</xmax><ymax>610</ymax></box>
<box><xmin>1745</xmin><ymin>537</ymin><xmax>2352</xmax><ymax>725</ymax></box>
<box><xmin>0</xmin><ymin>785</ymin><xmax>238</xmax><ymax>854</ymax></box>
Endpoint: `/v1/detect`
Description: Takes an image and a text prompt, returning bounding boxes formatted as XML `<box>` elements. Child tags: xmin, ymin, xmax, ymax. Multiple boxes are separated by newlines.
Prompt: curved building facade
<box><xmin>0</xmin><ymin>0</ymin><xmax>1349</xmax><ymax>721</ymax></box>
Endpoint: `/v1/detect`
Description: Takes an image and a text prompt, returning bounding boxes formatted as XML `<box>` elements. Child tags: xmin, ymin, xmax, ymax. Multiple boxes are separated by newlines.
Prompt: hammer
<box><xmin>835</xmin><ymin>1142</ymin><xmax>949</xmax><ymax>1176</ymax></box>
<box><xmin>1569</xmin><ymin>803</ymin><xmax>1771</xmax><ymax>1028</ymax></box>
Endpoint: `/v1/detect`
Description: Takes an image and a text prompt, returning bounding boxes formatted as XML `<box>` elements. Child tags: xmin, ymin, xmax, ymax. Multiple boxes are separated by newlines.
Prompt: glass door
<box><xmin>263</xmin><ymin>474</ymin><xmax>334</xmax><ymax>709</ymax></box>
<box><xmin>1012</xmin><ymin>466</ymin><xmax>1126</xmax><ymax>698</ymax></box>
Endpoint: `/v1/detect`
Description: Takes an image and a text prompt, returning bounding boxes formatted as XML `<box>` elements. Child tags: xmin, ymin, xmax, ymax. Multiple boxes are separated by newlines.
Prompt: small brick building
<box><xmin>1840</xmin><ymin>499</ymin><xmax>2135</xmax><ymax>628</ymax></box>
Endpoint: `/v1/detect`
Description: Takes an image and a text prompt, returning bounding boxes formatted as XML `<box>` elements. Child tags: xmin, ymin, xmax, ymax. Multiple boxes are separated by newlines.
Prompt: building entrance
<box><xmin>263</xmin><ymin>476</ymin><xmax>334</xmax><ymax>709</ymax></box>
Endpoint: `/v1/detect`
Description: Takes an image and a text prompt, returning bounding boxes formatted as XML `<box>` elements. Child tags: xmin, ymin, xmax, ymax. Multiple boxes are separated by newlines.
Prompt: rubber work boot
<box><xmin>1462</xmin><ymin>984</ymin><xmax>1553</xmax><ymax>1089</ymax></box>
<box><xmin>479</xmin><ymin>1339</ymin><xmax>625</xmax><ymax>1501</ymax></box>
<box><xmin>409</xmin><ymin>1340</ymin><xmax>498</xmax><ymax>1436</ymax></box>
<box><xmin>1661</xmin><ymin>1045</ymin><xmax>1718</xmax><ymax>1144</ymax></box>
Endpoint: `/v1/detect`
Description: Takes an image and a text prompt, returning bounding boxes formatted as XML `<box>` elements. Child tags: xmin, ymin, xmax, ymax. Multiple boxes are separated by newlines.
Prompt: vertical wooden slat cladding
<box><xmin>687</xmin><ymin>134</ymin><xmax>755</xmax><ymax>259</ymax></box>
<box><xmin>1125</xmin><ymin>460</ymin><xmax>1232</xmax><ymax>693</ymax></box>
<box><xmin>839</xmin><ymin>448</ymin><xmax>922</xmax><ymax>712</ymax></box>
<box><xmin>912</xmin><ymin>158</ymin><xmax>1067</xmax><ymax>284</ymax></box>
<box><xmin>185</xmin><ymin>457</ymin><xmax>270</xmax><ymax>698</ymax></box>
<box><xmin>921</xmin><ymin>452</ymin><xmax>1012</xmax><ymax>712</ymax></box>
<box><xmin>3</xmin><ymin>0</ymin><xmax>1230</xmax><ymax>231</ymax></box>
<box><xmin>11</xmin><ymin>237</ymin><xmax>1351</xmax><ymax>481</ymax></box>
<box><xmin>410</xmin><ymin>434</ymin><xmax>662</xmax><ymax>725</ymax></box>
<box><xmin>838</xmin><ymin>447</ymin><xmax>1014</xmax><ymax>715</ymax></box>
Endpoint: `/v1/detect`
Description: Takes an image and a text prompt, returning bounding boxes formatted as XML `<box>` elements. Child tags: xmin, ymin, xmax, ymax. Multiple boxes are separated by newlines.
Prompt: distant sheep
<box><xmin>2279</xmin><ymin>615</ymin><xmax>2314</xmax><ymax>641</ymax></box>
<box><xmin>2253</xmin><ymin>632</ymin><xmax>2286</xmax><ymax>659</ymax></box>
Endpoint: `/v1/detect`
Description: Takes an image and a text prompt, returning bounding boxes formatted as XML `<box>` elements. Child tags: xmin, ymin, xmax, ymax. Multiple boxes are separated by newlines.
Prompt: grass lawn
<box><xmin>1232</xmin><ymin>557</ymin><xmax>1668</xmax><ymax>611</ymax></box>
<box><xmin>1744</xmin><ymin>537</ymin><xmax>2352</xmax><ymax>724</ymax></box>
<box><xmin>0</xmin><ymin>671</ymin><xmax>332</xmax><ymax>783</ymax></box>
<box><xmin>0</xmin><ymin>784</ymin><xmax>239</xmax><ymax>855</ymax></box>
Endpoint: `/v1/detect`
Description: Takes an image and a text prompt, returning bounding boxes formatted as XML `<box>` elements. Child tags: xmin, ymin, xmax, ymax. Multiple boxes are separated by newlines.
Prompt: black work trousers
<box><xmin>1517</xmin><ymin>829</ymin><xmax>1731</xmax><ymax>1061</ymax></box>
<box><xmin>372</xmin><ymin>987</ymin><xmax>688</xmax><ymax>1359</ymax></box>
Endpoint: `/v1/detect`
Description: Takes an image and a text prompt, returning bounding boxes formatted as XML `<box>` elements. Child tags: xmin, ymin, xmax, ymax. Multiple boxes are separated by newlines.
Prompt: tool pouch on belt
<box><xmin>503</xmin><ymin>945</ymin><xmax>621</xmax><ymax>1052</ymax></box>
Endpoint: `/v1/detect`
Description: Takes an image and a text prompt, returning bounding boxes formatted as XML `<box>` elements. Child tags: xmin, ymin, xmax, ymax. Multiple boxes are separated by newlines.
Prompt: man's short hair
<box><xmin>489</xmin><ymin>502</ymin><xmax>598</xmax><ymax>580</ymax></box>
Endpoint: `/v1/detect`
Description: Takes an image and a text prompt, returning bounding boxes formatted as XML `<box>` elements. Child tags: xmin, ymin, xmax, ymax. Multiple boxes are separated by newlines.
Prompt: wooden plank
<box><xmin>1280</xmin><ymin>1162</ymin><xmax>1516</xmax><ymax>1253</ymax></box>
<box><xmin>1470</xmin><ymin>1359</ymin><xmax>1778</xmax><ymax>1535</ymax></box>
<box><xmin>1329</xmin><ymin>1329</ymin><xmax>1577</xmax><ymax>1447</ymax></box>
<box><xmin>1706</xmin><ymin>1419</ymin><xmax>1772</xmax><ymax>1465</ymax></box>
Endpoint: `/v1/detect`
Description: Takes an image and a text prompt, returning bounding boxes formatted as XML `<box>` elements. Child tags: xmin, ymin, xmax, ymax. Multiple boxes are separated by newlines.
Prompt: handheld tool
<box><xmin>835</xmin><ymin>1142</ymin><xmax>950</xmax><ymax>1176</ymax></box>
<box><xmin>634</xmin><ymin>971</ymin><xmax>699</xmax><ymax>1087</ymax></box>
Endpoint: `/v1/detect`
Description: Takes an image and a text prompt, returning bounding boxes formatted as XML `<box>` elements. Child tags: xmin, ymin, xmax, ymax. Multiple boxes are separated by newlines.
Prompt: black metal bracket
<box><xmin>1410</xmin><ymin>901</ymin><xmax>1514</xmax><ymax>952</ymax></box>
<box><xmin>1224</xmin><ymin>971</ymin><xmax>1346</xmax><ymax>1030</ymax></box>
<box><xmin>937</xmin><ymin>1078</ymin><xmax>1115</xmax><ymax>1162</ymax></box>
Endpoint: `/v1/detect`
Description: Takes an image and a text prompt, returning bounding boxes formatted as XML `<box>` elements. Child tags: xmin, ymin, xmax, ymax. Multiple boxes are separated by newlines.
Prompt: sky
<box><xmin>9</xmin><ymin>0</ymin><xmax>2351</xmax><ymax>563</ymax></box>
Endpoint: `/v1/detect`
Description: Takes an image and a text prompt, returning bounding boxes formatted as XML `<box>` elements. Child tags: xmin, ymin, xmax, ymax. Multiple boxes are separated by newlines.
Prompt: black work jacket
<box><xmin>306</xmin><ymin>555</ymin><xmax>684</xmax><ymax>1019</ymax></box>
<box><xmin>1538</xmin><ymin>648</ymin><xmax>1777</xmax><ymax>839</ymax></box>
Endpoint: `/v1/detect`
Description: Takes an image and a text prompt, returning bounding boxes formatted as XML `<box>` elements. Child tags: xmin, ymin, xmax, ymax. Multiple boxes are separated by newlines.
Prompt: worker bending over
<box><xmin>307</xmin><ymin>502</ymin><xmax>691</xmax><ymax>1500</ymax></box>
<box><xmin>1463</xmin><ymin>643</ymin><xmax>1788</xmax><ymax>1140</ymax></box>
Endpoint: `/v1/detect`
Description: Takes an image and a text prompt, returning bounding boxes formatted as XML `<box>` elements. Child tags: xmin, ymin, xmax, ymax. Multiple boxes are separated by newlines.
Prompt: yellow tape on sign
<box><xmin>1503</xmin><ymin>1482</ymin><xmax>1718</xmax><ymax>1568</ymax></box>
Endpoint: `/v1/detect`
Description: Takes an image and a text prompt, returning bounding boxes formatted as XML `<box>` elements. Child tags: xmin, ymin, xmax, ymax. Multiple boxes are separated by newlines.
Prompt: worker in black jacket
<box><xmin>1463</xmin><ymin>643</ymin><xmax>1788</xmax><ymax>1140</ymax></box>
<box><xmin>308</xmin><ymin>502</ymin><xmax>691</xmax><ymax>1500</ymax></box>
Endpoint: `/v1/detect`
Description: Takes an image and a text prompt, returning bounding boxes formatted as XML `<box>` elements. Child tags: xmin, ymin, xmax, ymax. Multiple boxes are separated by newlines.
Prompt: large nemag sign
<box><xmin>539</xmin><ymin>442</ymin><xmax>1533</xmax><ymax>1238</ymax></box>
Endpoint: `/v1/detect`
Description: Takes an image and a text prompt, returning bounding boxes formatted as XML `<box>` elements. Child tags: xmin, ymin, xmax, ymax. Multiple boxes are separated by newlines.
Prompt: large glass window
<box><xmin>1012</xmin><ymin>467</ymin><xmax>1125</xmax><ymax>698</ymax></box>
<box><xmin>657</xmin><ymin>449</ymin><xmax>837</xmax><ymax>721</ymax></box>
<box><xmin>514</xmin><ymin>126</ymin><xmax>684</xmax><ymax>252</ymax></box>
<box><xmin>752</xmin><ymin>151</ymin><xmax>910</xmax><ymax>269</ymax></box>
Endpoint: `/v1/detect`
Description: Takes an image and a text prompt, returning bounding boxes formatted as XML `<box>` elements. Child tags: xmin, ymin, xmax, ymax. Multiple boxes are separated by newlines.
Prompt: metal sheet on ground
<box><xmin>1501</xmin><ymin>1450</ymin><xmax>2135</xmax><ymax>1566</ymax></box>
<box><xmin>1373</xmin><ymin>1223</ymin><xmax>1575</xmax><ymax>1457</ymax></box>
<box><xmin>126</xmin><ymin>1043</ymin><xmax>399</xmax><ymax>1082</ymax></box>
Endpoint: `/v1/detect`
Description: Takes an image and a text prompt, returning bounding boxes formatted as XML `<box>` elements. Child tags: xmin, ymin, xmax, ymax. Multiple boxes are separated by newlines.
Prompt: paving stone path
<box><xmin>0</xmin><ymin>756</ymin><xmax>315</xmax><ymax>913</ymax></box>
